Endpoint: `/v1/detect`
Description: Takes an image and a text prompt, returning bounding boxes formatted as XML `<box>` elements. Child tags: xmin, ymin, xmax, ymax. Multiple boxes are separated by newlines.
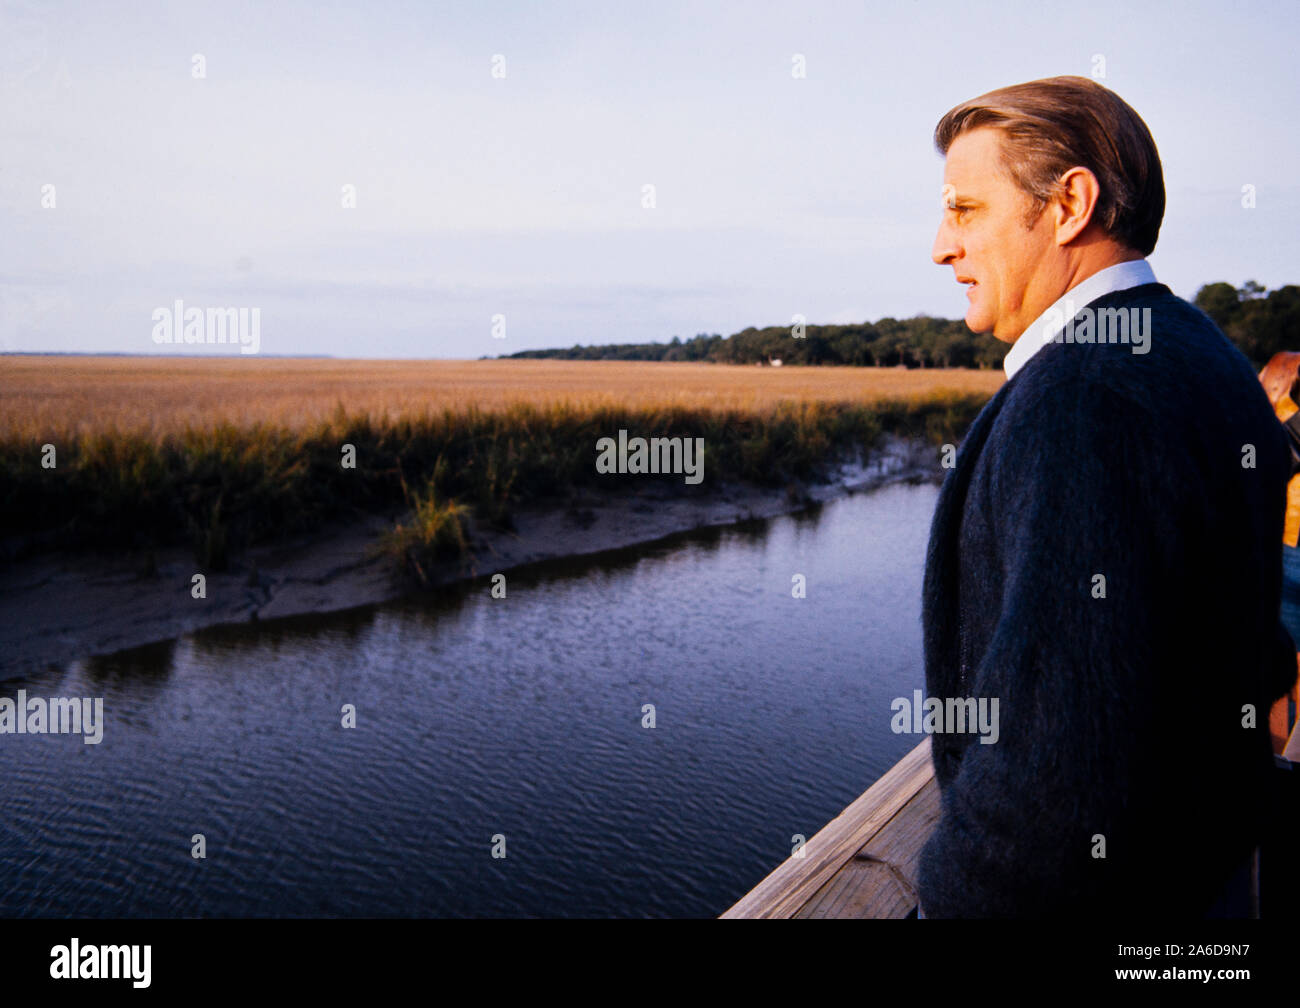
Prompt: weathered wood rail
<box><xmin>721</xmin><ymin>738</ymin><xmax>939</xmax><ymax>918</ymax></box>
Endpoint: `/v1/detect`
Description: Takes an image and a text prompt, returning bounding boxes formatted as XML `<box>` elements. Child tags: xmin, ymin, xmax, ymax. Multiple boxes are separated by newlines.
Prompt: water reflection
<box><xmin>1</xmin><ymin>481</ymin><xmax>939</xmax><ymax>918</ymax></box>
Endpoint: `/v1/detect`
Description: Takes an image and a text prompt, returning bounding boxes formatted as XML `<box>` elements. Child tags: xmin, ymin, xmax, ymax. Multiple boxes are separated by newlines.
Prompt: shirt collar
<box><xmin>1003</xmin><ymin>259</ymin><xmax>1157</xmax><ymax>380</ymax></box>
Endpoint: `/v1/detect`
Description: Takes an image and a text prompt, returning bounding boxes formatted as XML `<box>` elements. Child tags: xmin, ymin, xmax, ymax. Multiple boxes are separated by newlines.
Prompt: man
<box><xmin>917</xmin><ymin>76</ymin><xmax>1298</xmax><ymax>918</ymax></box>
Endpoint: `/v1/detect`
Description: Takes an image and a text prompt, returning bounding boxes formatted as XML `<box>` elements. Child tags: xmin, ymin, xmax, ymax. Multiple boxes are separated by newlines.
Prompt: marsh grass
<box><xmin>0</xmin><ymin>358</ymin><xmax>1004</xmax><ymax>437</ymax></box>
<box><xmin>375</xmin><ymin>475</ymin><xmax>473</xmax><ymax>586</ymax></box>
<box><xmin>0</xmin><ymin>360</ymin><xmax>997</xmax><ymax>573</ymax></box>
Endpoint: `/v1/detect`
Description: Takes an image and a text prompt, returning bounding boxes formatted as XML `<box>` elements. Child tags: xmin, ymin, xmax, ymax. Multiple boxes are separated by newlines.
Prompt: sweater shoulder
<box><xmin>984</xmin><ymin>284</ymin><xmax>1289</xmax><ymax>498</ymax></box>
<box><xmin>1004</xmin><ymin>284</ymin><xmax>1261</xmax><ymax>413</ymax></box>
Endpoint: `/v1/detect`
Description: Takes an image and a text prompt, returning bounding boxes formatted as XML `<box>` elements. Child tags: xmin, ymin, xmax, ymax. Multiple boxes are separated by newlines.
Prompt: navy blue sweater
<box><xmin>917</xmin><ymin>282</ymin><xmax>1298</xmax><ymax>918</ymax></box>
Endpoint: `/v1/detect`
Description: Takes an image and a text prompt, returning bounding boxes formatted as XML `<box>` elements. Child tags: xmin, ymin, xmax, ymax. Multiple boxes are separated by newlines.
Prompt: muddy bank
<box><xmin>0</xmin><ymin>436</ymin><xmax>943</xmax><ymax>680</ymax></box>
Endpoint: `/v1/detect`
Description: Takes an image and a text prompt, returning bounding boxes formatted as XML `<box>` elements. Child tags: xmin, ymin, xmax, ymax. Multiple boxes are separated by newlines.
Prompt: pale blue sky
<box><xmin>2</xmin><ymin>0</ymin><xmax>1296</xmax><ymax>358</ymax></box>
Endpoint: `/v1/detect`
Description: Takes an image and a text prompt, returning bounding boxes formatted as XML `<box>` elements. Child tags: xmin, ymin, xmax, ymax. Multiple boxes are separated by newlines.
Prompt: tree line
<box><xmin>501</xmin><ymin>282</ymin><xmax>1300</xmax><ymax>368</ymax></box>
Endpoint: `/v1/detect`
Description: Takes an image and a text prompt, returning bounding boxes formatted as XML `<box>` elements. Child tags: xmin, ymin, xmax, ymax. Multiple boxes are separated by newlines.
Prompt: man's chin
<box><xmin>964</xmin><ymin>310</ymin><xmax>994</xmax><ymax>337</ymax></box>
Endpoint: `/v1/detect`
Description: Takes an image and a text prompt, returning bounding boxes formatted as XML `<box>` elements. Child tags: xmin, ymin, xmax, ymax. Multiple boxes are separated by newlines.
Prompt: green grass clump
<box><xmin>375</xmin><ymin>479</ymin><xmax>472</xmax><ymax>586</ymax></box>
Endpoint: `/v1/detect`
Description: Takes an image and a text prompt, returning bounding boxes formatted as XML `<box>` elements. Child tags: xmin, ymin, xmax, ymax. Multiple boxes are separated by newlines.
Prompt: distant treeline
<box><xmin>503</xmin><ymin>281</ymin><xmax>1300</xmax><ymax>368</ymax></box>
<box><xmin>1193</xmin><ymin>282</ymin><xmax>1300</xmax><ymax>365</ymax></box>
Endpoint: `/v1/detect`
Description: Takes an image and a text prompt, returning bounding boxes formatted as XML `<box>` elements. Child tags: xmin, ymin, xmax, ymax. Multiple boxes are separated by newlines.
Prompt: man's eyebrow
<box><xmin>940</xmin><ymin>184</ymin><xmax>981</xmax><ymax>210</ymax></box>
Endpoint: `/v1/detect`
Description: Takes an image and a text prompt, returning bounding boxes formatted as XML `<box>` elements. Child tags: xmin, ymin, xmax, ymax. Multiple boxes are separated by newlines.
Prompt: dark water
<box><xmin>1</xmin><ymin>480</ymin><xmax>938</xmax><ymax>918</ymax></box>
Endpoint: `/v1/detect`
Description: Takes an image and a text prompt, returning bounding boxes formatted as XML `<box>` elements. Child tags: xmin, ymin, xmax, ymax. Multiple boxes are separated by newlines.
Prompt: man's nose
<box><xmin>932</xmin><ymin>218</ymin><xmax>959</xmax><ymax>266</ymax></box>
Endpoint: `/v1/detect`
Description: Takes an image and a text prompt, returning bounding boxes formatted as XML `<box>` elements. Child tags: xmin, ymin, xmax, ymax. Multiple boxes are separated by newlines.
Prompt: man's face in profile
<box><xmin>932</xmin><ymin>127</ymin><xmax>1056</xmax><ymax>344</ymax></box>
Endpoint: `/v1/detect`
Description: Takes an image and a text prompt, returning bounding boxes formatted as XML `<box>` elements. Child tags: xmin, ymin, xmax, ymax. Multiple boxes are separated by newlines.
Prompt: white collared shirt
<box><xmin>1003</xmin><ymin>259</ymin><xmax>1157</xmax><ymax>380</ymax></box>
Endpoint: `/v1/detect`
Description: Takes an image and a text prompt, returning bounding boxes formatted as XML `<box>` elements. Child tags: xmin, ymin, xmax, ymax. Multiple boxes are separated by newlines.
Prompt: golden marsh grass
<box><xmin>0</xmin><ymin>357</ymin><xmax>1005</xmax><ymax>438</ymax></box>
<box><xmin>1</xmin><ymin>356</ymin><xmax>1001</xmax><ymax>569</ymax></box>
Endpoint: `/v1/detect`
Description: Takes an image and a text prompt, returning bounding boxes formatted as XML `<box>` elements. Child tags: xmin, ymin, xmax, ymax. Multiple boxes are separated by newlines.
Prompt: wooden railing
<box><xmin>721</xmin><ymin>738</ymin><xmax>939</xmax><ymax>918</ymax></box>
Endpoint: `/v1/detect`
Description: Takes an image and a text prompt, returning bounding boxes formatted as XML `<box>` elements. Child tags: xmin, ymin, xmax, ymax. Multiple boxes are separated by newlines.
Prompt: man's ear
<box><xmin>1052</xmin><ymin>166</ymin><xmax>1102</xmax><ymax>246</ymax></box>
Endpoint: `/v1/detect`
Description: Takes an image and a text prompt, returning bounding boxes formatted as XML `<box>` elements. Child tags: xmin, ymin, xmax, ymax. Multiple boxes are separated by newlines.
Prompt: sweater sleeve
<box><xmin>916</xmin><ymin>374</ymin><xmax>1195</xmax><ymax>917</ymax></box>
